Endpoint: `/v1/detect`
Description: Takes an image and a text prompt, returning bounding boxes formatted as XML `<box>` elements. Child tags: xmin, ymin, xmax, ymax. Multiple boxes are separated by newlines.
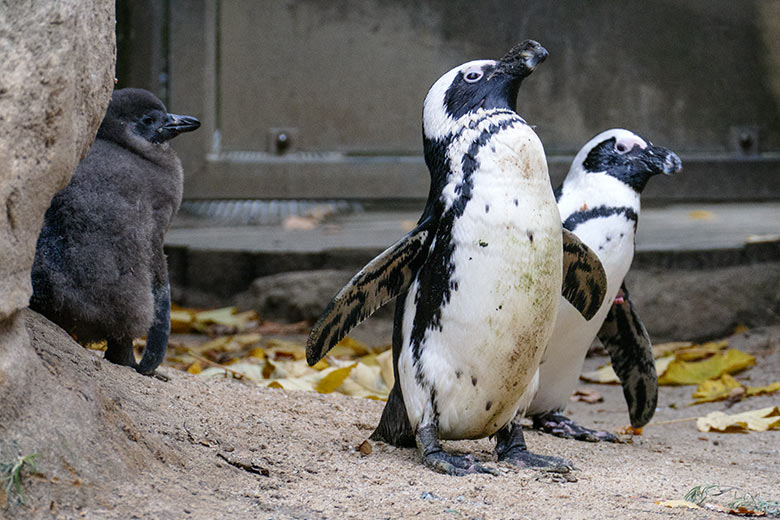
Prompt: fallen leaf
<box><xmin>581</xmin><ymin>356</ymin><xmax>674</xmax><ymax>384</ymax></box>
<box><xmin>315</xmin><ymin>364</ymin><xmax>357</xmax><ymax>393</ymax></box>
<box><xmin>688</xmin><ymin>210</ymin><xmax>714</xmax><ymax>220</ymax></box>
<box><xmin>187</xmin><ymin>361</ymin><xmax>202</xmax><ymax>374</ymax></box>
<box><xmin>570</xmin><ymin>388</ymin><xmax>604</xmax><ymax>404</ymax></box>
<box><xmin>377</xmin><ymin>349</ymin><xmax>394</xmax><ymax>387</ymax></box>
<box><xmin>170</xmin><ymin>309</ymin><xmax>196</xmax><ymax>333</ymax></box>
<box><xmin>192</xmin><ymin>307</ymin><xmax>259</xmax><ymax>333</ymax></box>
<box><xmin>746</xmin><ymin>381</ymin><xmax>780</xmax><ymax>397</ymax></box>
<box><xmin>657</xmin><ymin>499</ymin><xmax>701</xmax><ymax>509</ymax></box>
<box><xmin>692</xmin><ymin>375</ymin><xmax>780</xmax><ymax>404</ymax></box>
<box><xmin>696</xmin><ymin>406</ymin><xmax>780</xmax><ymax>433</ymax></box>
<box><xmin>658</xmin><ymin>349</ymin><xmax>755</xmax><ymax>386</ymax></box>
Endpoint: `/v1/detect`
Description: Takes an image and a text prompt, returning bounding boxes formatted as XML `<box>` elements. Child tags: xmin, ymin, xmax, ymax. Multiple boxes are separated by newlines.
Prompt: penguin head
<box><xmin>98</xmin><ymin>88</ymin><xmax>201</xmax><ymax>148</ymax></box>
<box><xmin>570</xmin><ymin>129</ymin><xmax>682</xmax><ymax>193</ymax></box>
<box><xmin>422</xmin><ymin>40</ymin><xmax>547</xmax><ymax>141</ymax></box>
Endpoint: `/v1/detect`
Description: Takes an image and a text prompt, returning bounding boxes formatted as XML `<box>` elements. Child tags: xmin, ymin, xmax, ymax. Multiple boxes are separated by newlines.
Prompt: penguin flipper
<box><xmin>135</xmin><ymin>277</ymin><xmax>171</xmax><ymax>375</ymax></box>
<box><xmin>306</xmin><ymin>217</ymin><xmax>434</xmax><ymax>365</ymax></box>
<box><xmin>561</xmin><ymin>229</ymin><xmax>607</xmax><ymax>320</ymax></box>
<box><xmin>597</xmin><ymin>283</ymin><xmax>658</xmax><ymax>428</ymax></box>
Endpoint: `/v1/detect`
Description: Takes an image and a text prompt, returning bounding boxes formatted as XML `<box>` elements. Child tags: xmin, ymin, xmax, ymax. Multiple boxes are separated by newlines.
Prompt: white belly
<box><xmin>527</xmin><ymin>214</ymin><xmax>636</xmax><ymax>415</ymax></box>
<box><xmin>399</xmin><ymin>123</ymin><xmax>561</xmax><ymax>440</ymax></box>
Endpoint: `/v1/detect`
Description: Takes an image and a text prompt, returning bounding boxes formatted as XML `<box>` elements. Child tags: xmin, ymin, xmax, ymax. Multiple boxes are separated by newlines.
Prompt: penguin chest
<box><xmin>399</xmin><ymin>142</ymin><xmax>562</xmax><ymax>439</ymax></box>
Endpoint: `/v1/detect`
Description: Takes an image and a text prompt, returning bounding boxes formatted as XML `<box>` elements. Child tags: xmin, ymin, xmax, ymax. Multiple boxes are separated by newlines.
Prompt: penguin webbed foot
<box><xmin>416</xmin><ymin>425</ymin><xmax>497</xmax><ymax>476</ymax></box>
<box><xmin>532</xmin><ymin>412</ymin><xmax>619</xmax><ymax>443</ymax></box>
<box><xmin>494</xmin><ymin>419</ymin><xmax>573</xmax><ymax>472</ymax></box>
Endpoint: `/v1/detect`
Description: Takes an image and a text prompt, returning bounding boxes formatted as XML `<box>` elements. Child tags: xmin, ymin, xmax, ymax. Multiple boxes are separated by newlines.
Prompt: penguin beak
<box><xmin>492</xmin><ymin>39</ymin><xmax>549</xmax><ymax>80</ymax></box>
<box><xmin>155</xmin><ymin>113</ymin><xmax>201</xmax><ymax>142</ymax></box>
<box><xmin>651</xmin><ymin>147</ymin><xmax>682</xmax><ymax>176</ymax></box>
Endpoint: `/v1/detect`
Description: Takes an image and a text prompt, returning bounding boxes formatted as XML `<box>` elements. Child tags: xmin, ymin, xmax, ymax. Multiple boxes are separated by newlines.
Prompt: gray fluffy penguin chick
<box><xmin>30</xmin><ymin>88</ymin><xmax>200</xmax><ymax>375</ymax></box>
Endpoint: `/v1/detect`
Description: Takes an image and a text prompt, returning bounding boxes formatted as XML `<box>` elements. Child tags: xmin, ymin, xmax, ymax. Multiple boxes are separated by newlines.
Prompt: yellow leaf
<box><xmin>248</xmin><ymin>347</ymin><xmax>266</xmax><ymax>360</ymax></box>
<box><xmin>581</xmin><ymin>356</ymin><xmax>673</xmax><ymax>384</ymax></box>
<box><xmin>315</xmin><ymin>364</ymin><xmax>357</xmax><ymax>393</ymax></box>
<box><xmin>656</xmin><ymin>499</ymin><xmax>701</xmax><ymax>510</ymax></box>
<box><xmin>311</xmin><ymin>359</ymin><xmax>330</xmax><ymax>371</ymax></box>
<box><xmin>692</xmin><ymin>375</ymin><xmax>780</xmax><ymax>404</ymax></box>
<box><xmin>688</xmin><ymin>210</ymin><xmax>714</xmax><ymax>220</ymax></box>
<box><xmin>265</xmin><ymin>339</ymin><xmax>307</xmax><ymax>360</ymax></box>
<box><xmin>697</xmin><ymin>406</ymin><xmax>780</xmax><ymax>433</ymax></box>
<box><xmin>377</xmin><ymin>349</ymin><xmax>394</xmax><ymax>387</ymax></box>
<box><xmin>658</xmin><ymin>349</ymin><xmax>754</xmax><ymax>386</ymax></box>
<box><xmin>652</xmin><ymin>341</ymin><xmax>694</xmax><ymax>359</ymax></box>
<box><xmin>334</xmin><ymin>336</ymin><xmax>370</xmax><ymax>356</ymax></box>
<box><xmin>193</xmin><ymin>307</ymin><xmax>259</xmax><ymax>331</ymax></box>
<box><xmin>343</xmin><ymin>362</ymin><xmax>388</xmax><ymax>398</ymax></box>
<box><xmin>746</xmin><ymin>381</ymin><xmax>780</xmax><ymax>397</ymax></box>
<box><xmin>187</xmin><ymin>361</ymin><xmax>202</xmax><ymax>374</ymax></box>
<box><xmin>170</xmin><ymin>309</ymin><xmax>195</xmax><ymax>333</ymax></box>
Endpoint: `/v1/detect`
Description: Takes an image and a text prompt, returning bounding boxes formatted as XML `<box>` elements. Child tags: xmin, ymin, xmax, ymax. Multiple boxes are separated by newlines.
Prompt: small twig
<box><xmin>186</xmin><ymin>349</ymin><xmax>246</xmax><ymax>380</ymax></box>
<box><xmin>217</xmin><ymin>452</ymin><xmax>270</xmax><ymax>477</ymax></box>
<box><xmin>643</xmin><ymin>416</ymin><xmax>698</xmax><ymax>427</ymax></box>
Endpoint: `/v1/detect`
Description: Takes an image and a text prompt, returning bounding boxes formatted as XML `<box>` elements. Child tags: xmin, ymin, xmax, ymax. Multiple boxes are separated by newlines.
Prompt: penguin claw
<box><xmin>498</xmin><ymin>447</ymin><xmax>573</xmax><ymax>473</ymax></box>
<box><xmin>423</xmin><ymin>452</ymin><xmax>498</xmax><ymax>476</ymax></box>
<box><xmin>532</xmin><ymin>413</ymin><xmax>619</xmax><ymax>443</ymax></box>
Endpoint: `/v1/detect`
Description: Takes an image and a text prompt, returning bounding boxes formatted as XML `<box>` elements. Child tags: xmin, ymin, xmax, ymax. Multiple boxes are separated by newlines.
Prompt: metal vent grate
<box><xmin>178</xmin><ymin>199</ymin><xmax>363</xmax><ymax>226</ymax></box>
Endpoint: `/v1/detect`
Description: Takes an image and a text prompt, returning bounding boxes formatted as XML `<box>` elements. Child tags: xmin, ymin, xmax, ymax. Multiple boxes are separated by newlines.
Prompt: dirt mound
<box><xmin>2</xmin><ymin>310</ymin><xmax>778</xmax><ymax>519</ymax></box>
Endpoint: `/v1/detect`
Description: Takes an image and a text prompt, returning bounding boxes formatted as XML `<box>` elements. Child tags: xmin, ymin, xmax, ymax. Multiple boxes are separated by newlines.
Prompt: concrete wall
<box><xmin>121</xmin><ymin>0</ymin><xmax>780</xmax><ymax>201</ymax></box>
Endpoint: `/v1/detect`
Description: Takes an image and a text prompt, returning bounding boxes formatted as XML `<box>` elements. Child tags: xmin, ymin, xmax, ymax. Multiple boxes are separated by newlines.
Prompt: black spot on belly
<box><xmin>485</xmin><ymin>204</ymin><xmax>490</xmax><ymax>213</ymax></box>
<box><xmin>513</xmin><ymin>199</ymin><xmax>518</xmax><ymax>206</ymax></box>
<box><xmin>497</xmin><ymin>304</ymin><xmax>503</xmax><ymax>310</ymax></box>
<box><xmin>485</xmin><ymin>401</ymin><xmax>492</xmax><ymax>411</ymax></box>
<box><xmin>527</xmin><ymin>232</ymin><xmax>534</xmax><ymax>243</ymax></box>
<box><xmin>471</xmin><ymin>376</ymin><xmax>478</xmax><ymax>386</ymax></box>
<box><xmin>455</xmin><ymin>369</ymin><xmax>462</xmax><ymax>379</ymax></box>
<box><xmin>479</xmin><ymin>240</ymin><xmax>488</xmax><ymax>247</ymax></box>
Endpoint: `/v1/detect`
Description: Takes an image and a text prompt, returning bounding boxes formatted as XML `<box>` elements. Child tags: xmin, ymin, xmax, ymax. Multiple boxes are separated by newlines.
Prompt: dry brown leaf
<box><xmin>570</xmin><ymin>388</ymin><xmax>604</xmax><ymax>404</ymax></box>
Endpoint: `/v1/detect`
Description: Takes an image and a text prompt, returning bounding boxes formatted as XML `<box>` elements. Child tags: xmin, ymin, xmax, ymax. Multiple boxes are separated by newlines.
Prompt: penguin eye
<box><xmin>141</xmin><ymin>116</ymin><xmax>154</xmax><ymax>126</ymax></box>
<box><xmin>464</xmin><ymin>70</ymin><xmax>483</xmax><ymax>83</ymax></box>
<box><xmin>615</xmin><ymin>142</ymin><xmax>629</xmax><ymax>153</ymax></box>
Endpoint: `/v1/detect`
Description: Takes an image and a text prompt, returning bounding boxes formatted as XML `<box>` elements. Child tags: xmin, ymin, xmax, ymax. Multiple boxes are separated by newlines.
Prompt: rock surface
<box><xmin>0</xmin><ymin>0</ymin><xmax>115</xmax><ymax>457</ymax></box>
<box><xmin>2</xmin><ymin>309</ymin><xmax>779</xmax><ymax>519</ymax></box>
<box><xmin>236</xmin><ymin>269</ymin><xmax>396</xmax><ymax>322</ymax></box>
<box><xmin>626</xmin><ymin>262</ymin><xmax>780</xmax><ymax>341</ymax></box>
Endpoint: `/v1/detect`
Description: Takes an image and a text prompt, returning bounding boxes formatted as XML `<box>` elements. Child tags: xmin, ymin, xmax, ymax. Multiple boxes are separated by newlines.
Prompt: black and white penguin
<box><xmin>307</xmin><ymin>41</ymin><xmax>607</xmax><ymax>475</ymax></box>
<box><xmin>526</xmin><ymin>129</ymin><xmax>682</xmax><ymax>441</ymax></box>
<box><xmin>30</xmin><ymin>88</ymin><xmax>200</xmax><ymax>375</ymax></box>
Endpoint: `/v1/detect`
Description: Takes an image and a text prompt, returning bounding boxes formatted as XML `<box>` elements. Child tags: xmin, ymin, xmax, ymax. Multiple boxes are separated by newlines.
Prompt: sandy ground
<box><xmin>2</xmin><ymin>311</ymin><xmax>779</xmax><ymax>520</ymax></box>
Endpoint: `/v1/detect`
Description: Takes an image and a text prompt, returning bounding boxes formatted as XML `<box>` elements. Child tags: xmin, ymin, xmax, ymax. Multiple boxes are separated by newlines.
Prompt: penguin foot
<box><xmin>498</xmin><ymin>447</ymin><xmax>572</xmax><ymax>473</ymax></box>
<box><xmin>532</xmin><ymin>413</ymin><xmax>618</xmax><ymax>442</ymax></box>
<box><xmin>416</xmin><ymin>424</ymin><xmax>496</xmax><ymax>476</ymax></box>
<box><xmin>422</xmin><ymin>451</ymin><xmax>498</xmax><ymax>476</ymax></box>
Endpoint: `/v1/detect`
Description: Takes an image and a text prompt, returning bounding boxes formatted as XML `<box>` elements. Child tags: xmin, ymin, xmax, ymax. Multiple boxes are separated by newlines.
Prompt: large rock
<box><xmin>0</xmin><ymin>0</ymin><xmax>115</xmax><ymax>448</ymax></box>
<box><xmin>626</xmin><ymin>262</ymin><xmax>780</xmax><ymax>342</ymax></box>
<box><xmin>236</xmin><ymin>269</ymin><xmax>356</xmax><ymax>322</ymax></box>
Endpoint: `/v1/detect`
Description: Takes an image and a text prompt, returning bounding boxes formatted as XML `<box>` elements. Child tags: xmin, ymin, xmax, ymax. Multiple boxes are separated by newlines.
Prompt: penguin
<box><xmin>525</xmin><ymin>129</ymin><xmax>682</xmax><ymax>441</ymax></box>
<box><xmin>30</xmin><ymin>88</ymin><xmax>200</xmax><ymax>375</ymax></box>
<box><xmin>307</xmin><ymin>41</ymin><xmax>607</xmax><ymax>475</ymax></box>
